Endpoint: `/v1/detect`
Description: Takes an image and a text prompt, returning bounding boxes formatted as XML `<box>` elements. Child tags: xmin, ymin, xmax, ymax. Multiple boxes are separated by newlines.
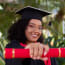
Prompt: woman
<box><xmin>5</xmin><ymin>6</ymin><xmax>58</xmax><ymax>65</ymax></box>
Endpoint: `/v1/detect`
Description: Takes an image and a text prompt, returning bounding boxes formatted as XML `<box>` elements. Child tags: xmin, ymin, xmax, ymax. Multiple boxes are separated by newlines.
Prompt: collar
<box><xmin>20</xmin><ymin>42</ymin><xmax>26</xmax><ymax>47</ymax></box>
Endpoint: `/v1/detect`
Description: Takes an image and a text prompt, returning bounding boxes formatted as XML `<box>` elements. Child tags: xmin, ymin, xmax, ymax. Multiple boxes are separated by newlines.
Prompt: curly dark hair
<box><xmin>7</xmin><ymin>18</ymin><xmax>44</xmax><ymax>44</ymax></box>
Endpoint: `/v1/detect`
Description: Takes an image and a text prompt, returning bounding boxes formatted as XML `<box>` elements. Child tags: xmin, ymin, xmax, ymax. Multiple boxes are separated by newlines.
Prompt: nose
<box><xmin>34</xmin><ymin>28</ymin><xmax>41</xmax><ymax>33</ymax></box>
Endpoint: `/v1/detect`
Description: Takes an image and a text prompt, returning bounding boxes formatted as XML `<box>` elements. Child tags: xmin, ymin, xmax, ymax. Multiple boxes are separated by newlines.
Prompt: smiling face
<box><xmin>25</xmin><ymin>19</ymin><xmax>43</xmax><ymax>43</ymax></box>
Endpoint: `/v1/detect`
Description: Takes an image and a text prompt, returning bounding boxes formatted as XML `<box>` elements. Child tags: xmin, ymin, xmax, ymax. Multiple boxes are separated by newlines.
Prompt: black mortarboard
<box><xmin>16</xmin><ymin>6</ymin><xmax>51</xmax><ymax>21</ymax></box>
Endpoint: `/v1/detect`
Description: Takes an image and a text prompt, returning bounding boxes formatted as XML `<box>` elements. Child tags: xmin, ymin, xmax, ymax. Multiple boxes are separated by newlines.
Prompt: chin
<box><xmin>30</xmin><ymin>39</ymin><xmax>38</xmax><ymax>42</ymax></box>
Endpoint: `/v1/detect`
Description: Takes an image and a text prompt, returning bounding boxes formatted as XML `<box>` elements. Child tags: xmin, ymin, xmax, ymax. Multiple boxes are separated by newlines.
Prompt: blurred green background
<box><xmin>0</xmin><ymin>0</ymin><xmax>65</xmax><ymax>65</ymax></box>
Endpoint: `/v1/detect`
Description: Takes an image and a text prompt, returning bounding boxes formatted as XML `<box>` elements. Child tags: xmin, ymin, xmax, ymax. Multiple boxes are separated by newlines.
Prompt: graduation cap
<box><xmin>16</xmin><ymin>6</ymin><xmax>51</xmax><ymax>21</ymax></box>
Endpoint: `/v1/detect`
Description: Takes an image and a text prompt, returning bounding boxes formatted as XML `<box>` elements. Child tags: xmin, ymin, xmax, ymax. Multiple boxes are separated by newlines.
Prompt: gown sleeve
<box><xmin>5</xmin><ymin>40</ymin><xmax>24</xmax><ymax>65</ymax></box>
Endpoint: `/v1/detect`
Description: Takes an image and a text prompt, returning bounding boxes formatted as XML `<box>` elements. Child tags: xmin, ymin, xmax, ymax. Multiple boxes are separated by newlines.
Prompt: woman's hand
<box><xmin>25</xmin><ymin>42</ymin><xmax>49</xmax><ymax>60</ymax></box>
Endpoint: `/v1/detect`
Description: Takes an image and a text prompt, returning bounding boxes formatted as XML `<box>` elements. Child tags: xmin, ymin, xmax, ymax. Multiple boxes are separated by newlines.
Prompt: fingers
<box><xmin>33</xmin><ymin>45</ymin><xmax>38</xmax><ymax>59</ymax></box>
<box><xmin>38</xmin><ymin>44</ymin><xmax>43</xmax><ymax>58</ymax></box>
<box><xmin>30</xmin><ymin>44</ymin><xmax>39</xmax><ymax>59</ymax></box>
<box><xmin>43</xmin><ymin>44</ymin><xmax>49</xmax><ymax>51</ymax></box>
<box><xmin>25</xmin><ymin>43</ymin><xmax>49</xmax><ymax>60</ymax></box>
<box><xmin>30</xmin><ymin>47</ymin><xmax>34</xmax><ymax>58</ymax></box>
<box><xmin>30</xmin><ymin>43</ymin><xmax>43</xmax><ymax>60</ymax></box>
<box><xmin>25</xmin><ymin>45</ymin><xmax>30</xmax><ymax>49</ymax></box>
<box><xmin>44</xmin><ymin>51</ymin><xmax>48</xmax><ymax>56</ymax></box>
<box><xmin>43</xmin><ymin>44</ymin><xmax>49</xmax><ymax>56</ymax></box>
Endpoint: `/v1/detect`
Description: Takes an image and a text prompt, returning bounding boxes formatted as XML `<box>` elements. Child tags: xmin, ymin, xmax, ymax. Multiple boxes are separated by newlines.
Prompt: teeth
<box><xmin>32</xmin><ymin>35</ymin><xmax>37</xmax><ymax>37</ymax></box>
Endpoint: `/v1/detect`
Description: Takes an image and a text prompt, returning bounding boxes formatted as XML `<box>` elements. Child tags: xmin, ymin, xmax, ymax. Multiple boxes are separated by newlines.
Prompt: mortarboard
<box><xmin>16</xmin><ymin>6</ymin><xmax>51</xmax><ymax>21</ymax></box>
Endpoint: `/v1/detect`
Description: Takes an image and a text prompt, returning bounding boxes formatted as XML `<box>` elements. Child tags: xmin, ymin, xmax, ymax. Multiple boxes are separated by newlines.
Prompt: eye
<box><xmin>28</xmin><ymin>25</ymin><xmax>34</xmax><ymax>28</ymax></box>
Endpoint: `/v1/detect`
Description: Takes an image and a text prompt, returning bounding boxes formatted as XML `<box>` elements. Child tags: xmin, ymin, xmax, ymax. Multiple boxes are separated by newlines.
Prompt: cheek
<box><xmin>25</xmin><ymin>29</ymin><xmax>28</xmax><ymax>37</ymax></box>
<box><xmin>39</xmin><ymin>32</ymin><xmax>42</xmax><ymax>37</ymax></box>
<box><xmin>40</xmin><ymin>32</ymin><xmax>42</xmax><ymax>35</ymax></box>
<box><xmin>39</xmin><ymin>30</ymin><xmax>42</xmax><ymax>35</ymax></box>
<box><xmin>25</xmin><ymin>28</ymin><xmax>31</xmax><ymax>38</ymax></box>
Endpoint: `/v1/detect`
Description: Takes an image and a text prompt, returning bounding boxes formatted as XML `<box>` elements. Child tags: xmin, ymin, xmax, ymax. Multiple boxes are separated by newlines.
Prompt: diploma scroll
<box><xmin>4</xmin><ymin>48</ymin><xmax>65</xmax><ymax>59</ymax></box>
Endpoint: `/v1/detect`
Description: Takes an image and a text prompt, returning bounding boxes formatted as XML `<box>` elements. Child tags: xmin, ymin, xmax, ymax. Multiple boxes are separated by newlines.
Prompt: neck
<box><xmin>26</xmin><ymin>41</ymin><xmax>36</xmax><ymax>45</ymax></box>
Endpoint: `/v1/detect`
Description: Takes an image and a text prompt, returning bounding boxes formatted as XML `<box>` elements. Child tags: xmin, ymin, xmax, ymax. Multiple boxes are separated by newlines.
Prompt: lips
<box><xmin>32</xmin><ymin>35</ymin><xmax>37</xmax><ymax>37</ymax></box>
<box><xmin>31</xmin><ymin>33</ymin><xmax>39</xmax><ymax>38</ymax></box>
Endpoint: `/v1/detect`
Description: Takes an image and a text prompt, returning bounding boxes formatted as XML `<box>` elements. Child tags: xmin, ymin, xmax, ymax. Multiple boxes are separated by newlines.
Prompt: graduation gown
<box><xmin>5</xmin><ymin>40</ymin><xmax>58</xmax><ymax>65</ymax></box>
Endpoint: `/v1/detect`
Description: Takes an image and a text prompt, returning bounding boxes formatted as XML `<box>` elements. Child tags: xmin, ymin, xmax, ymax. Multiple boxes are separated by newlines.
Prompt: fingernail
<box><xmin>44</xmin><ymin>52</ymin><xmax>47</xmax><ymax>56</ymax></box>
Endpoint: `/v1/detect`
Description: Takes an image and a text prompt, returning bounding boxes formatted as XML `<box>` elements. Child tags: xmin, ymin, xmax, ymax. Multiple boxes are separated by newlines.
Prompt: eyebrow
<box><xmin>29</xmin><ymin>23</ymin><xmax>42</xmax><ymax>26</ymax></box>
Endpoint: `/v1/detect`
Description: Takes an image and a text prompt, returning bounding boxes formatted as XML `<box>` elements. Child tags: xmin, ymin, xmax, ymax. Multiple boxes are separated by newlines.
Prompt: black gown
<box><xmin>5</xmin><ymin>40</ymin><xmax>58</xmax><ymax>65</ymax></box>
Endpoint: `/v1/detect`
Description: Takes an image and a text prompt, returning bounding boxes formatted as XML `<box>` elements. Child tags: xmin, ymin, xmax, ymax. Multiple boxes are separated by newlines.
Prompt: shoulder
<box><xmin>6</xmin><ymin>40</ymin><xmax>24</xmax><ymax>48</ymax></box>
